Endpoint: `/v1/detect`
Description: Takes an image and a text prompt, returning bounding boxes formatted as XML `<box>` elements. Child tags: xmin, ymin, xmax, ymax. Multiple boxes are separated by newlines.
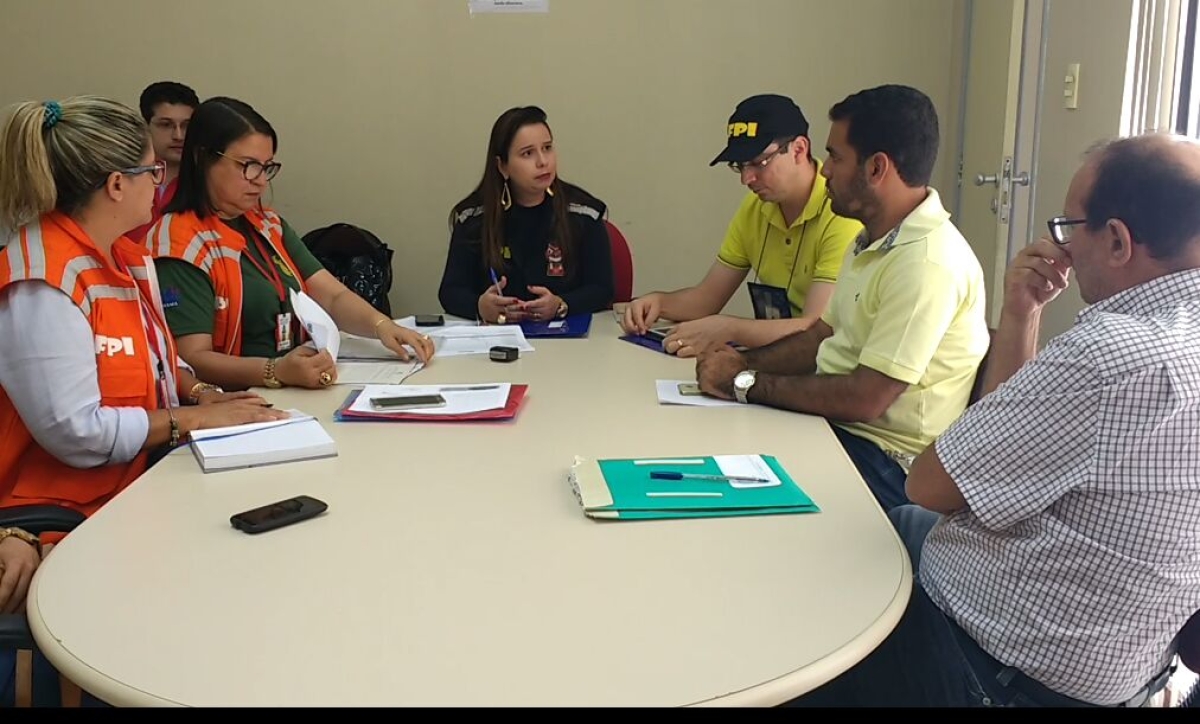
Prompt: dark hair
<box><xmin>450</xmin><ymin>105</ymin><xmax>579</xmax><ymax>278</ymax></box>
<box><xmin>1085</xmin><ymin>136</ymin><xmax>1200</xmax><ymax>261</ymax></box>
<box><xmin>828</xmin><ymin>84</ymin><xmax>939</xmax><ymax>187</ymax></box>
<box><xmin>167</xmin><ymin>97</ymin><xmax>277</xmax><ymax>218</ymax></box>
<box><xmin>138</xmin><ymin>81</ymin><xmax>199</xmax><ymax>122</ymax></box>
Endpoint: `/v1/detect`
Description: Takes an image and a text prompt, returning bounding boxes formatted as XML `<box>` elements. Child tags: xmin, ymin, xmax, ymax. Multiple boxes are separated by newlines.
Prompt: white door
<box><xmin>954</xmin><ymin>0</ymin><xmax>1043</xmax><ymax>326</ymax></box>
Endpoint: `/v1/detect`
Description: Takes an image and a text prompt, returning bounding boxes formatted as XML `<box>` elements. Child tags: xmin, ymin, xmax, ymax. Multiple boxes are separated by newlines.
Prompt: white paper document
<box><xmin>335</xmin><ymin>361</ymin><xmax>424</xmax><ymax>385</ymax></box>
<box><xmin>290</xmin><ymin>290</ymin><xmax>340</xmax><ymax>361</ymax></box>
<box><xmin>428</xmin><ymin>325</ymin><xmax>534</xmax><ymax>357</ymax></box>
<box><xmin>188</xmin><ymin>409</ymin><xmax>314</xmax><ymax>442</ymax></box>
<box><xmin>713</xmin><ymin>454</ymin><xmax>784</xmax><ymax>489</ymax></box>
<box><xmin>190</xmin><ymin>410</ymin><xmax>336</xmax><ymax>472</ymax></box>
<box><xmin>349</xmin><ymin>383</ymin><xmax>511</xmax><ymax>416</ymax></box>
<box><xmin>339</xmin><ymin>323</ymin><xmax>531</xmax><ymax>359</ymax></box>
<box><xmin>655</xmin><ymin>380</ymin><xmax>741</xmax><ymax>408</ymax></box>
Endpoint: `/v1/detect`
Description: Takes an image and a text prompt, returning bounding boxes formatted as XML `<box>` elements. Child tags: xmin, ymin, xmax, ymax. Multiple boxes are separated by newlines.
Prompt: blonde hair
<box><xmin>0</xmin><ymin>95</ymin><xmax>148</xmax><ymax>230</ymax></box>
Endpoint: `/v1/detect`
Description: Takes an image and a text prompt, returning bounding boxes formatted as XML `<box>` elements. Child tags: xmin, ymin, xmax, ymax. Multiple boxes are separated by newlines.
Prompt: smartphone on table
<box><xmin>230</xmin><ymin>495</ymin><xmax>328</xmax><ymax>535</ymax></box>
<box><xmin>369</xmin><ymin>393</ymin><xmax>447</xmax><ymax>411</ymax></box>
<box><xmin>415</xmin><ymin>314</ymin><xmax>444</xmax><ymax>327</ymax></box>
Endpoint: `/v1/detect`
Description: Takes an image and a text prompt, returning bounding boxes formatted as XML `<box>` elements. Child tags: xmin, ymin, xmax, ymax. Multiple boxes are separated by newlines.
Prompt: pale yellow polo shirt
<box><xmin>716</xmin><ymin>161</ymin><xmax>861</xmax><ymax>316</ymax></box>
<box><xmin>817</xmin><ymin>188</ymin><xmax>989</xmax><ymax>459</ymax></box>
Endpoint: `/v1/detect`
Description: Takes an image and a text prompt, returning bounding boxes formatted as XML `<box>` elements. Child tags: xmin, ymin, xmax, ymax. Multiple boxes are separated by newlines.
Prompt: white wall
<box><xmin>1029</xmin><ymin>0</ymin><xmax>1136</xmax><ymax>341</ymax></box>
<box><xmin>0</xmin><ymin>0</ymin><xmax>967</xmax><ymax>317</ymax></box>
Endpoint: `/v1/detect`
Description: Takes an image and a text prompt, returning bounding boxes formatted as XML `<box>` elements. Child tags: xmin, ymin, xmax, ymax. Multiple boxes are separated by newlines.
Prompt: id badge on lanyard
<box><xmin>275</xmin><ymin>309</ymin><xmax>294</xmax><ymax>352</ymax></box>
<box><xmin>747</xmin><ymin>281</ymin><xmax>793</xmax><ymax>320</ymax></box>
<box><xmin>747</xmin><ymin>219</ymin><xmax>806</xmax><ymax>321</ymax></box>
<box><xmin>243</xmin><ymin>224</ymin><xmax>296</xmax><ymax>353</ymax></box>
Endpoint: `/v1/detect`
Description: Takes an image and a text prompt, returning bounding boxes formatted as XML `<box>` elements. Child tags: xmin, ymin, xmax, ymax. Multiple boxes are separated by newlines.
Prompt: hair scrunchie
<box><xmin>42</xmin><ymin>101</ymin><xmax>63</xmax><ymax>129</ymax></box>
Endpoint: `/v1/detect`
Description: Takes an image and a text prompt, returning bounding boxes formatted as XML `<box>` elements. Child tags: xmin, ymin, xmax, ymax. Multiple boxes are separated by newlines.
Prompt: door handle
<box><xmin>974</xmin><ymin>173</ymin><xmax>999</xmax><ymax>186</ymax></box>
<box><xmin>1012</xmin><ymin>171</ymin><xmax>1031</xmax><ymax>186</ymax></box>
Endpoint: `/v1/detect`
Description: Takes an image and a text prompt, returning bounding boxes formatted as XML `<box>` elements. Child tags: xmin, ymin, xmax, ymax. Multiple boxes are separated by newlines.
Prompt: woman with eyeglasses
<box><xmin>145</xmin><ymin>97</ymin><xmax>434</xmax><ymax>391</ymax></box>
<box><xmin>439</xmin><ymin>105</ymin><xmax>614</xmax><ymax>325</ymax></box>
<box><xmin>0</xmin><ymin>96</ymin><xmax>284</xmax><ymax>570</ymax></box>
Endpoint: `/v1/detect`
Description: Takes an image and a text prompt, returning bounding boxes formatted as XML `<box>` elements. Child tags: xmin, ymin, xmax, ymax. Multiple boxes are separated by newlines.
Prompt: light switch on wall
<box><xmin>1064</xmin><ymin>62</ymin><xmax>1081</xmax><ymax>110</ymax></box>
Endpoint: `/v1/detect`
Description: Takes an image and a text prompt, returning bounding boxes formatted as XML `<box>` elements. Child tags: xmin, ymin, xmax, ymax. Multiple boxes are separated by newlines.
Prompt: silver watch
<box><xmin>733</xmin><ymin>369</ymin><xmax>757</xmax><ymax>404</ymax></box>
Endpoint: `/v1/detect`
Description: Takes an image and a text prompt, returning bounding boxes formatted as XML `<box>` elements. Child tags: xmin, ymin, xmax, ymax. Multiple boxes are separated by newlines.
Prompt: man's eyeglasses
<box><xmin>116</xmin><ymin>160</ymin><xmax>166</xmax><ymax>186</ymax></box>
<box><xmin>215</xmin><ymin>151</ymin><xmax>282</xmax><ymax>182</ymax></box>
<box><xmin>1047</xmin><ymin>216</ymin><xmax>1087</xmax><ymax>245</ymax></box>
<box><xmin>728</xmin><ymin>139</ymin><xmax>794</xmax><ymax>174</ymax></box>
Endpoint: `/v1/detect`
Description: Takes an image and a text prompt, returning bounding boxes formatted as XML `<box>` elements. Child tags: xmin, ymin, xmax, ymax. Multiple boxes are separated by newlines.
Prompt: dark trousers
<box><xmin>831</xmin><ymin>426</ymin><xmax>909</xmax><ymax>511</ymax></box>
<box><xmin>787</xmin><ymin>505</ymin><xmax>1161</xmax><ymax>707</ymax></box>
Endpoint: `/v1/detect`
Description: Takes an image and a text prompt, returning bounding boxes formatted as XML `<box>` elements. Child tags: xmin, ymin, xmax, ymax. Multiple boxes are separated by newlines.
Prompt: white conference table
<box><xmin>27</xmin><ymin>313</ymin><xmax>911</xmax><ymax>707</ymax></box>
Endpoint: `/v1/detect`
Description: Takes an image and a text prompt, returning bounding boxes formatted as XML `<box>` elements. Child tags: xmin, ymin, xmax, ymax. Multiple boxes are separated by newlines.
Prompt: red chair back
<box><xmin>605</xmin><ymin>220</ymin><xmax>633</xmax><ymax>303</ymax></box>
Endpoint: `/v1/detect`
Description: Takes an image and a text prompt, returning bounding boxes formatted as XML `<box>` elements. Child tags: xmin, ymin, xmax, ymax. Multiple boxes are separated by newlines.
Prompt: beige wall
<box><xmin>0</xmin><ymin>0</ymin><xmax>966</xmax><ymax>317</ymax></box>
<box><xmin>1028</xmin><ymin>0</ymin><xmax>1135</xmax><ymax>341</ymax></box>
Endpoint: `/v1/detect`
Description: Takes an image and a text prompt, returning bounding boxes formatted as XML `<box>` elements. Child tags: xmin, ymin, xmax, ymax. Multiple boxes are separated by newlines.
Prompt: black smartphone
<box><xmin>230</xmin><ymin>495</ymin><xmax>328</xmax><ymax>535</ymax></box>
<box><xmin>369</xmin><ymin>393</ymin><xmax>446</xmax><ymax>411</ymax></box>
<box><xmin>645</xmin><ymin>328</ymin><xmax>669</xmax><ymax>343</ymax></box>
<box><xmin>415</xmin><ymin>314</ymin><xmax>445</xmax><ymax>327</ymax></box>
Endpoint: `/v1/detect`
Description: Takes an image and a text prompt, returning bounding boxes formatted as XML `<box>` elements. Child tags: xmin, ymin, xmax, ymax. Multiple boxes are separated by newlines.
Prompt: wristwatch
<box><xmin>0</xmin><ymin>527</ymin><xmax>41</xmax><ymax>557</ymax></box>
<box><xmin>733</xmin><ymin>369</ymin><xmax>758</xmax><ymax>404</ymax></box>
<box><xmin>263</xmin><ymin>358</ymin><xmax>284</xmax><ymax>389</ymax></box>
<box><xmin>188</xmin><ymin>382</ymin><xmax>224</xmax><ymax>404</ymax></box>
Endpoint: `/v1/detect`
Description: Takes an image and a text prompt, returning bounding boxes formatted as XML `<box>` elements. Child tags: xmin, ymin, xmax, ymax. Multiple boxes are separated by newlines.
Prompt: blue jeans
<box><xmin>831</xmin><ymin>426</ymin><xmax>909</xmax><ymax>511</ymax></box>
<box><xmin>787</xmin><ymin>506</ymin><xmax>1136</xmax><ymax>707</ymax></box>
<box><xmin>0</xmin><ymin>648</ymin><xmax>108</xmax><ymax>707</ymax></box>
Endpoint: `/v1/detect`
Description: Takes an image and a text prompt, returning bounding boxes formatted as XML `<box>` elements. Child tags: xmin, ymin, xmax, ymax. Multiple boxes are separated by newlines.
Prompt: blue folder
<box><xmin>520</xmin><ymin>313</ymin><xmax>592</xmax><ymax>338</ymax></box>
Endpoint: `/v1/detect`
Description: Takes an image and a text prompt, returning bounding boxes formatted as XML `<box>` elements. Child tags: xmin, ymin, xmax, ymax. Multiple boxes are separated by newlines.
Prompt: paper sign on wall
<box><xmin>468</xmin><ymin>0</ymin><xmax>549</xmax><ymax>14</ymax></box>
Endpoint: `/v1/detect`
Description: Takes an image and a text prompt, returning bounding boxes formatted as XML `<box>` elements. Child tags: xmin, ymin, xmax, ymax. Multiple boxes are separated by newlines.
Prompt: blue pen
<box><xmin>650</xmin><ymin>471</ymin><xmax>770</xmax><ymax>483</ymax></box>
<box><xmin>489</xmin><ymin>268</ymin><xmax>503</xmax><ymax>297</ymax></box>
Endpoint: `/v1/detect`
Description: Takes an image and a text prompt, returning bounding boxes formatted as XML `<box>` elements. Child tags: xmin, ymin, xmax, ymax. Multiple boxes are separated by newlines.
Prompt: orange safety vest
<box><xmin>145</xmin><ymin>207</ymin><xmax>307</xmax><ymax>356</ymax></box>
<box><xmin>0</xmin><ymin>212</ymin><xmax>181</xmax><ymax>520</ymax></box>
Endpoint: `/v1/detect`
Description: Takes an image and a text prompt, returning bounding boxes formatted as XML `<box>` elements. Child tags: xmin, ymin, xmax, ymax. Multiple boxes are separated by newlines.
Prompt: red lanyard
<box><xmin>241</xmin><ymin>225</ymin><xmax>289</xmax><ymax>305</ymax></box>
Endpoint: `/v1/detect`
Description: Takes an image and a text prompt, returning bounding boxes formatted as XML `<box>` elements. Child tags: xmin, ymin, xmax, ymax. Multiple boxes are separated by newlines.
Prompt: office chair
<box><xmin>0</xmin><ymin>505</ymin><xmax>85</xmax><ymax>707</ymax></box>
<box><xmin>604</xmin><ymin>220</ymin><xmax>634</xmax><ymax>304</ymax></box>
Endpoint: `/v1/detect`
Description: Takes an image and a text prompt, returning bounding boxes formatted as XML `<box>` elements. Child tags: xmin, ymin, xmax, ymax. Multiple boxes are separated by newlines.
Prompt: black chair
<box><xmin>0</xmin><ymin>505</ymin><xmax>85</xmax><ymax>707</ymax></box>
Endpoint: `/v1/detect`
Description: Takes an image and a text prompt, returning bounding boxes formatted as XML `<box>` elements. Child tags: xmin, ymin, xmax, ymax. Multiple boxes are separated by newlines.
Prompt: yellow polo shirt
<box><xmin>716</xmin><ymin>162</ymin><xmax>861</xmax><ymax>316</ymax></box>
<box><xmin>817</xmin><ymin>189</ymin><xmax>989</xmax><ymax>459</ymax></box>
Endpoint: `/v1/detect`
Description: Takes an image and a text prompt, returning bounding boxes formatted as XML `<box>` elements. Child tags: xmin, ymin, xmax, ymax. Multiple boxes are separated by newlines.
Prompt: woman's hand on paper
<box><xmin>276</xmin><ymin>346</ymin><xmax>337</xmax><ymax>389</ymax></box>
<box><xmin>377</xmin><ymin>323</ymin><xmax>435</xmax><ymax>364</ymax></box>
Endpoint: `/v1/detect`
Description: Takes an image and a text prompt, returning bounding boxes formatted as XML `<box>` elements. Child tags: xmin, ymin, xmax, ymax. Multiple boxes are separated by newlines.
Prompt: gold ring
<box><xmin>497</xmin><ymin>313</ymin><xmax>507</xmax><ymax>325</ymax></box>
<box><xmin>319</xmin><ymin>372</ymin><xmax>333</xmax><ymax>386</ymax></box>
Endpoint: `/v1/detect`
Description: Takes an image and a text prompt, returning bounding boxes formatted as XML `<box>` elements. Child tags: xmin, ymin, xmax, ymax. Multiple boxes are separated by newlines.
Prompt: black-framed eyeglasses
<box><xmin>728</xmin><ymin>138</ymin><xmax>795</xmax><ymax>174</ymax></box>
<box><xmin>110</xmin><ymin>160</ymin><xmax>166</xmax><ymax>186</ymax></box>
<box><xmin>1047</xmin><ymin>216</ymin><xmax>1087</xmax><ymax>245</ymax></box>
<box><xmin>214</xmin><ymin>150</ymin><xmax>282</xmax><ymax>182</ymax></box>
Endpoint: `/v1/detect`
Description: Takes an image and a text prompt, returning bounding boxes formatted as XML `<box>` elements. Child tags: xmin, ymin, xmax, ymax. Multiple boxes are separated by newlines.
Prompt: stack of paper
<box><xmin>568</xmin><ymin>454</ymin><xmax>819</xmax><ymax>520</ymax></box>
<box><xmin>339</xmin><ymin>323</ymin><xmax>534</xmax><ymax>360</ymax></box>
<box><xmin>190</xmin><ymin>410</ymin><xmax>337</xmax><ymax>473</ymax></box>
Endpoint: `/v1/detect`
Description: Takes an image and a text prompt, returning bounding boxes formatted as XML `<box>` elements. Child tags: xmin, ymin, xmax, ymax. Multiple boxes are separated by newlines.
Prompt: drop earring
<box><xmin>501</xmin><ymin>179</ymin><xmax>512</xmax><ymax>211</ymax></box>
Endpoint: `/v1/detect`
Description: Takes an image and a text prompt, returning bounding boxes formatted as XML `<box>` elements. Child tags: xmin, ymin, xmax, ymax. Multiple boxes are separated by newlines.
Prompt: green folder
<box><xmin>568</xmin><ymin>455</ymin><xmax>820</xmax><ymax>520</ymax></box>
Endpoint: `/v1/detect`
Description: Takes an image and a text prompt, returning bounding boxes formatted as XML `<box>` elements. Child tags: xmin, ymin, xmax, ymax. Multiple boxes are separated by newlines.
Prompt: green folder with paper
<box><xmin>568</xmin><ymin>454</ymin><xmax>819</xmax><ymax>520</ymax></box>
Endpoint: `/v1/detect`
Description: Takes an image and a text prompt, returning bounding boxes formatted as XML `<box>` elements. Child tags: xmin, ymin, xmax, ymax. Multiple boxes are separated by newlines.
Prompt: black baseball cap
<box><xmin>709</xmin><ymin>94</ymin><xmax>810</xmax><ymax>166</ymax></box>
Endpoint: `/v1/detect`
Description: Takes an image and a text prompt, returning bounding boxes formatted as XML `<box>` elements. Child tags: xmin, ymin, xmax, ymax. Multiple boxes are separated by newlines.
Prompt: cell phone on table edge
<box><xmin>230</xmin><ymin>495</ymin><xmax>328</xmax><ymax>535</ymax></box>
<box><xmin>415</xmin><ymin>314</ymin><xmax>444</xmax><ymax>327</ymax></box>
<box><xmin>677</xmin><ymin>382</ymin><xmax>704</xmax><ymax>396</ymax></box>
<box><xmin>369</xmin><ymin>393</ymin><xmax>447</xmax><ymax>411</ymax></box>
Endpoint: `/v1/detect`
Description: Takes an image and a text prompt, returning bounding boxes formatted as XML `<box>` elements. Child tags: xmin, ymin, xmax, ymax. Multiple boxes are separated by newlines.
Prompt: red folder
<box><xmin>334</xmin><ymin>385</ymin><xmax>528</xmax><ymax>422</ymax></box>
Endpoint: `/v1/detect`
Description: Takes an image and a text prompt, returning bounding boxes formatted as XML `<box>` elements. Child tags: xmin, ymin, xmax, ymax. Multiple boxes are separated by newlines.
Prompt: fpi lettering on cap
<box><xmin>727</xmin><ymin>122</ymin><xmax>758</xmax><ymax>138</ymax></box>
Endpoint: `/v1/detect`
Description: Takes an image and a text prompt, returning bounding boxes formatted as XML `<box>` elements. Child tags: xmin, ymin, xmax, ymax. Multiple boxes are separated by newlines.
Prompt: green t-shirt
<box><xmin>156</xmin><ymin>216</ymin><xmax>325</xmax><ymax>358</ymax></box>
